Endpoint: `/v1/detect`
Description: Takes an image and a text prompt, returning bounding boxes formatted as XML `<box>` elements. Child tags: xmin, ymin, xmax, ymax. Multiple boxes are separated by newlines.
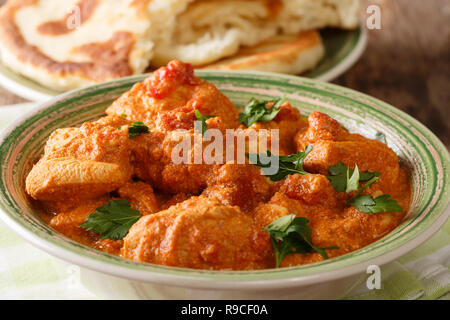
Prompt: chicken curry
<box><xmin>25</xmin><ymin>60</ymin><xmax>411</xmax><ymax>270</ymax></box>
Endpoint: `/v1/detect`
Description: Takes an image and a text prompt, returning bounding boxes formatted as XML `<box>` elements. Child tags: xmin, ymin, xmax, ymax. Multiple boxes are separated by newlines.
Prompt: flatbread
<box><xmin>0</xmin><ymin>0</ymin><xmax>360</xmax><ymax>91</ymax></box>
<box><xmin>151</xmin><ymin>0</ymin><xmax>360</xmax><ymax>67</ymax></box>
<box><xmin>201</xmin><ymin>30</ymin><xmax>325</xmax><ymax>75</ymax></box>
<box><xmin>0</xmin><ymin>0</ymin><xmax>154</xmax><ymax>90</ymax></box>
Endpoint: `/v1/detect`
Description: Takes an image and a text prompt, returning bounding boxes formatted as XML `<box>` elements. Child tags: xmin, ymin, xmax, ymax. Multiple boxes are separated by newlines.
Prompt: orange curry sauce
<box><xmin>27</xmin><ymin>60</ymin><xmax>411</xmax><ymax>270</ymax></box>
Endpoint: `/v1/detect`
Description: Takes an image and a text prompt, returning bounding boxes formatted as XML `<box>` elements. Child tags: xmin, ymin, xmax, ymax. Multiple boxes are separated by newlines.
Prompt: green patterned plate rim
<box><xmin>0</xmin><ymin>27</ymin><xmax>366</xmax><ymax>102</ymax></box>
<box><xmin>0</xmin><ymin>70</ymin><xmax>448</xmax><ymax>290</ymax></box>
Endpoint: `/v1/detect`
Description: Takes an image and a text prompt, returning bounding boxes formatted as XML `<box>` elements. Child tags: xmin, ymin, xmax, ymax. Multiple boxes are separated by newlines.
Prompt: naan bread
<box><xmin>0</xmin><ymin>0</ymin><xmax>154</xmax><ymax>90</ymax></box>
<box><xmin>0</xmin><ymin>0</ymin><xmax>360</xmax><ymax>91</ymax></box>
<box><xmin>201</xmin><ymin>30</ymin><xmax>325</xmax><ymax>75</ymax></box>
<box><xmin>150</xmin><ymin>0</ymin><xmax>360</xmax><ymax>67</ymax></box>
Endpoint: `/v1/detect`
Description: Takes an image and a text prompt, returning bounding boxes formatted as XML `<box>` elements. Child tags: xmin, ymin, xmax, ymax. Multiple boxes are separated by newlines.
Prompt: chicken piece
<box><xmin>49</xmin><ymin>197</ymin><xmax>123</xmax><ymax>255</ymax></box>
<box><xmin>26</xmin><ymin>120</ymin><xmax>132</xmax><ymax>202</ymax></box>
<box><xmin>245</xmin><ymin>102</ymin><xmax>307</xmax><ymax>155</ymax></box>
<box><xmin>106</xmin><ymin>60</ymin><xmax>240</xmax><ymax>132</ymax></box>
<box><xmin>295</xmin><ymin>111</ymin><xmax>363</xmax><ymax>149</ymax></box>
<box><xmin>295</xmin><ymin>111</ymin><xmax>401</xmax><ymax>192</ymax></box>
<box><xmin>277</xmin><ymin>174</ymin><xmax>343</xmax><ymax>209</ymax></box>
<box><xmin>94</xmin><ymin>114</ymin><xmax>131</xmax><ymax>128</ymax></box>
<box><xmin>42</xmin><ymin>121</ymin><xmax>131</xmax><ymax>167</ymax></box>
<box><xmin>333</xmin><ymin>206</ymin><xmax>403</xmax><ymax>251</ymax></box>
<box><xmin>252</xmin><ymin>184</ymin><xmax>341</xmax><ymax>231</ymax></box>
<box><xmin>252</xmin><ymin>196</ymin><xmax>293</xmax><ymax>229</ymax></box>
<box><xmin>303</xmin><ymin>140</ymin><xmax>400</xmax><ymax>193</ymax></box>
<box><xmin>26</xmin><ymin>158</ymin><xmax>128</xmax><ymax>201</ymax></box>
<box><xmin>122</xmin><ymin>197</ymin><xmax>272</xmax><ymax>270</ymax></box>
<box><xmin>203</xmin><ymin>163</ymin><xmax>273</xmax><ymax>212</ymax></box>
<box><xmin>49</xmin><ymin>197</ymin><xmax>107</xmax><ymax>240</ymax></box>
<box><xmin>117</xmin><ymin>181</ymin><xmax>159</xmax><ymax>216</ymax></box>
<box><xmin>129</xmin><ymin>130</ymin><xmax>220</xmax><ymax>193</ymax></box>
<box><xmin>252</xmin><ymin>191</ymin><xmax>342</xmax><ymax>267</ymax></box>
<box><xmin>252</xmin><ymin>173</ymin><xmax>344</xmax><ymax>267</ymax></box>
<box><xmin>160</xmin><ymin>193</ymin><xmax>190</xmax><ymax>210</ymax></box>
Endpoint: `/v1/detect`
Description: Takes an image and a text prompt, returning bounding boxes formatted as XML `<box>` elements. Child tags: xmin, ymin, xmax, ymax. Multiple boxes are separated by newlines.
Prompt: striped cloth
<box><xmin>0</xmin><ymin>103</ymin><xmax>448</xmax><ymax>300</ymax></box>
<box><xmin>345</xmin><ymin>221</ymin><xmax>450</xmax><ymax>300</ymax></box>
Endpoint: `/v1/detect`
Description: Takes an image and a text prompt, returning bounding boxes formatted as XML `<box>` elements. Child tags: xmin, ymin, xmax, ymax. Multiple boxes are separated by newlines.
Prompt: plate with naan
<box><xmin>0</xmin><ymin>0</ymin><xmax>366</xmax><ymax>101</ymax></box>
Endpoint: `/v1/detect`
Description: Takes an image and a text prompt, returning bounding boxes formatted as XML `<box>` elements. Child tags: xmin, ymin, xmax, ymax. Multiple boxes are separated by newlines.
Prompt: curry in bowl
<box><xmin>25</xmin><ymin>60</ymin><xmax>411</xmax><ymax>270</ymax></box>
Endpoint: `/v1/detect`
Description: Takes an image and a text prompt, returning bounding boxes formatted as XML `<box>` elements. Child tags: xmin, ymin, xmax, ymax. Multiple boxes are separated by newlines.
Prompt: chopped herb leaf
<box><xmin>264</xmin><ymin>214</ymin><xmax>337</xmax><ymax>268</ymax></box>
<box><xmin>348</xmin><ymin>176</ymin><xmax>379</xmax><ymax>202</ymax></box>
<box><xmin>128</xmin><ymin>121</ymin><xmax>149</xmax><ymax>138</ymax></box>
<box><xmin>80</xmin><ymin>200</ymin><xmax>141</xmax><ymax>240</ymax></box>
<box><xmin>327</xmin><ymin>162</ymin><xmax>380</xmax><ymax>192</ymax></box>
<box><xmin>346</xmin><ymin>164</ymin><xmax>360</xmax><ymax>193</ymax></box>
<box><xmin>248</xmin><ymin>145</ymin><xmax>312</xmax><ymax>181</ymax></box>
<box><xmin>239</xmin><ymin>97</ymin><xmax>285</xmax><ymax>127</ymax></box>
<box><xmin>195</xmin><ymin>110</ymin><xmax>214</xmax><ymax>136</ymax></box>
<box><xmin>349</xmin><ymin>194</ymin><xmax>403</xmax><ymax>214</ymax></box>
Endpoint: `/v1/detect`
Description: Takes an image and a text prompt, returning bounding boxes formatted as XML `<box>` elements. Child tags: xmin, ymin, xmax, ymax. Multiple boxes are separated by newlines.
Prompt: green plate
<box><xmin>0</xmin><ymin>70</ymin><xmax>447</xmax><ymax>289</ymax></box>
<box><xmin>0</xmin><ymin>27</ymin><xmax>366</xmax><ymax>101</ymax></box>
<box><xmin>305</xmin><ymin>27</ymin><xmax>366</xmax><ymax>79</ymax></box>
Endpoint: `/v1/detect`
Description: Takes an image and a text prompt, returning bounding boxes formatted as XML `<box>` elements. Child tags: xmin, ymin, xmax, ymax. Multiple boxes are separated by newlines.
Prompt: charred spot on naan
<box><xmin>37</xmin><ymin>0</ymin><xmax>99</xmax><ymax>36</ymax></box>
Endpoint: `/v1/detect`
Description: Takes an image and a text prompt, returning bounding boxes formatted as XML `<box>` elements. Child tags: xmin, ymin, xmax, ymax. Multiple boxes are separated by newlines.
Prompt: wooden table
<box><xmin>0</xmin><ymin>0</ymin><xmax>448</xmax><ymax>147</ymax></box>
<box><xmin>336</xmin><ymin>0</ymin><xmax>449</xmax><ymax>148</ymax></box>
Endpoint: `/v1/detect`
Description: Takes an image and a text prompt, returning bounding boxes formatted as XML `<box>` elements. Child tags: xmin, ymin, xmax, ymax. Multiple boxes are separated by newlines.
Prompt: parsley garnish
<box><xmin>327</xmin><ymin>162</ymin><xmax>380</xmax><ymax>192</ymax></box>
<box><xmin>195</xmin><ymin>110</ymin><xmax>214</xmax><ymax>136</ymax></box>
<box><xmin>327</xmin><ymin>162</ymin><xmax>402</xmax><ymax>214</ymax></box>
<box><xmin>80</xmin><ymin>200</ymin><xmax>141</xmax><ymax>240</ymax></box>
<box><xmin>265</xmin><ymin>214</ymin><xmax>337</xmax><ymax>268</ymax></box>
<box><xmin>239</xmin><ymin>97</ymin><xmax>285</xmax><ymax>127</ymax></box>
<box><xmin>248</xmin><ymin>146</ymin><xmax>312</xmax><ymax>181</ymax></box>
<box><xmin>128</xmin><ymin>121</ymin><xmax>149</xmax><ymax>138</ymax></box>
<box><xmin>346</xmin><ymin>164</ymin><xmax>361</xmax><ymax>193</ymax></box>
<box><xmin>350</xmin><ymin>194</ymin><xmax>403</xmax><ymax>214</ymax></box>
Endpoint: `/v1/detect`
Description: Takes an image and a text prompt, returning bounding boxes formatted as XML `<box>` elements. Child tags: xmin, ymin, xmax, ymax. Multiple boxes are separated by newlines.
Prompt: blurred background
<box><xmin>0</xmin><ymin>0</ymin><xmax>448</xmax><ymax>147</ymax></box>
<box><xmin>336</xmin><ymin>0</ymin><xmax>450</xmax><ymax>148</ymax></box>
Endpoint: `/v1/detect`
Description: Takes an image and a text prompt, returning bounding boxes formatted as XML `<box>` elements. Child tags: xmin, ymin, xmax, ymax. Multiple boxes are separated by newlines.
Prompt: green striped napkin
<box><xmin>0</xmin><ymin>103</ymin><xmax>448</xmax><ymax>300</ymax></box>
<box><xmin>344</xmin><ymin>221</ymin><xmax>450</xmax><ymax>300</ymax></box>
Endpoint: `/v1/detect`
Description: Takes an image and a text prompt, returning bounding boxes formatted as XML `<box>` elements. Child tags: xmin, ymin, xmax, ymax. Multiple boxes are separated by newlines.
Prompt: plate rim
<box><xmin>314</xmin><ymin>26</ymin><xmax>367</xmax><ymax>82</ymax></box>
